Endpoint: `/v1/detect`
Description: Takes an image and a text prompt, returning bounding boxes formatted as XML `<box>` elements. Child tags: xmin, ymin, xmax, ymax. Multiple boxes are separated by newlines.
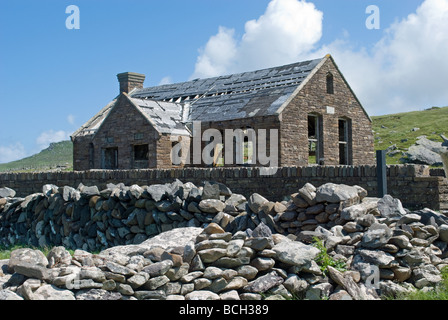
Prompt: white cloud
<box><xmin>0</xmin><ymin>142</ymin><xmax>27</xmax><ymax>163</ymax></box>
<box><xmin>158</xmin><ymin>76</ymin><xmax>173</xmax><ymax>85</ymax></box>
<box><xmin>192</xmin><ymin>26</ymin><xmax>238</xmax><ymax>79</ymax></box>
<box><xmin>191</xmin><ymin>0</ymin><xmax>323</xmax><ymax>79</ymax></box>
<box><xmin>191</xmin><ymin>0</ymin><xmax>448</xmax><ymax>116</ymax></box>
<box><xmin>325</xmin><ymin>0</ymin><xmax>448</xmax><ymax>115</ymax></box>
<box><xmin>67</xmin><ymin>114</ymin><xmax>76</xmax><ymax>125</ymax></box>
<box><xmin>36</xmin><ymin>130</ymin><xmax>71</xmax><ymax>150</ymax></box>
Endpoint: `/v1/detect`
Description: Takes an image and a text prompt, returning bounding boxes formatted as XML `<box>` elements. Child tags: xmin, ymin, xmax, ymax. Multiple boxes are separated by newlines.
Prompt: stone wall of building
<box><xmin>0</xmin><ymin>165</ymin><xmax>446</xmax><ymax>212</ymax></box>
<box><xmin>280</xmin><ymin>57</ymin><xmax>375</xmax><ymax>167</ymax></box>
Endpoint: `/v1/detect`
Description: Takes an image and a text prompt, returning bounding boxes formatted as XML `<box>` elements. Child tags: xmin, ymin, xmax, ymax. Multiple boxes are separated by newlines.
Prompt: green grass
<box><xmin>0</xmin><ymin>243</ymin><xmax>83</xmax><ymax>260</ymax></box>
<box><xmin>392</xmin><ymin>266</ymin><xmax>448</xmax><ymax>300</ymax></box>
<box><xmin>0</xmin><ymin>140</ymin><xmax>73</xmax><ymax>173</ymax></box>
<box><xmin>371</xmin><ymin>106</ymin><xmax>448</xmax><ymax>165</ymax></box>
<box><xmin>0</xmin><ymin>244</ymin><xmax>56</xmax><ymax>260</ymax></box>
<box><xmin>312</xmin><ymin>237</ymin><xmax>347</xmax><ymax>275</ymax></box>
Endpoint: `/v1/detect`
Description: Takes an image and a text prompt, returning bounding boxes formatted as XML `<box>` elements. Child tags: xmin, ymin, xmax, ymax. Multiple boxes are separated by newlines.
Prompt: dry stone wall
<box><xmin>0</xmin><ymin>164</ymin><xmax>447</xmax><ymax>212</ymax></box>
<box><xmin>1</xmin><ymin>180</ymin><xmax>448</xmax><ymax>300</ymax></box>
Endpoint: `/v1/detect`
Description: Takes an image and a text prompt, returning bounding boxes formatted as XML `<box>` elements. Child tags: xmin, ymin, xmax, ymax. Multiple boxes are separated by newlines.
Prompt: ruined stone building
<box><xmin>71</xmin><ymin>54</ymin><xmax>375</xmax><ymax>171</ymax></box>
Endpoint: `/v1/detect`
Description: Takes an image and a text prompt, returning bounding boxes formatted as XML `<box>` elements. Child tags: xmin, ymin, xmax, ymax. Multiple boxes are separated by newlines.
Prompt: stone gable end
<box><xmin>280</xmin><ymin>57</ymin><xmax>374</xmax><ymax>166</ymax></box>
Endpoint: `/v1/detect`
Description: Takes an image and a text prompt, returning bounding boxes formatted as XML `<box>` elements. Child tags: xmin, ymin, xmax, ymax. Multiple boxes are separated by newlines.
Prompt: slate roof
<box><xmin>131</xmin><ymin>57</ymin><xmax>324</xmax><ymax>122</ymax></box>
<box><xmin>72</xmin><ymin>56</ymin><xmax>326</xmax><ymax>139</ymax></box>
<box><xmin>72</xmin><ymin>96</ymin><xmax>190</xmax><ymax>138</ymax></box>
<box><xmin>130</xmin><ymin>98</ymin><xmax>189</xmax><ymax>136</ymax></box>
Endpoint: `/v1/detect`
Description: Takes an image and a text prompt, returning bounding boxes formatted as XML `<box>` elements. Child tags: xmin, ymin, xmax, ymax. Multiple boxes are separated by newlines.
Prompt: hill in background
<box><xmin>0</xmin><ymin>141</ymin><xmax>73</xmax><ymax>173</ymax></box>
<box><xmin>371</xmin><ymin>106</ymin><xmax>448</xmax><ymax>166</ymax></box>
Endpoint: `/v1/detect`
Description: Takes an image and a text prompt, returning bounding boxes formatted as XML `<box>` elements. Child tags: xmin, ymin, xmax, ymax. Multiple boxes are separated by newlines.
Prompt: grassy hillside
<box><xmin>0</xmin><ymin>141</ymin><xmax>73</xmax><ymax>173</ymax></box>
<box><xmin>372</xmin><ymin>106</ymin><xmax>448</xmax><ymax>165</ymax></box>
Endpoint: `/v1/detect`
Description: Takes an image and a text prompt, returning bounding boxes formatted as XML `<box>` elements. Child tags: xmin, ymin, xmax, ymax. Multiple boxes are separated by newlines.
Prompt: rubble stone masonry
<box><xmin>0</xmin><ymin>165</ymin><xmax>446</xmax><ymax>212</ymax></box>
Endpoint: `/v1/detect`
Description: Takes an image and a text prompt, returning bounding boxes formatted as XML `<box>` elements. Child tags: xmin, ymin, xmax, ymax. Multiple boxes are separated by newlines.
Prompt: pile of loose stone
<box><xmin>1</xmin><ymin>180</ymin><xmax>448</xmax><ymax>300</ymax></box>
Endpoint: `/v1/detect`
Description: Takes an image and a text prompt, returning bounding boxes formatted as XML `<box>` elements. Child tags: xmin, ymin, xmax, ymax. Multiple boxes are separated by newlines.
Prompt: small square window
<box><xmin>134</xmin><ymin>144</ymin><xmax>149</xmax><ymax>161</ymax></box>
<box><xmin>134</xmin><ymin>133</ymin><xmax>144</xmax><ymax>140</ymax></box>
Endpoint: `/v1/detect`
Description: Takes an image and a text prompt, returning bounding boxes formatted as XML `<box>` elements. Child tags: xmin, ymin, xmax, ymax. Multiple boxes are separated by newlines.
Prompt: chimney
<box><xmin>117</xmin><ymin>72</ymin><xmax>146</xmax><ymax>94</ymax></box>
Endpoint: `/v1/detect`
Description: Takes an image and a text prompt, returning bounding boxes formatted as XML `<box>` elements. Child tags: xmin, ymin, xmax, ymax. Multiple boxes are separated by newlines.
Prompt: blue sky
<box><xmin>0</xmin><ymin>0</ymin><xmax>447</xmax><ymax>163</ymax></box>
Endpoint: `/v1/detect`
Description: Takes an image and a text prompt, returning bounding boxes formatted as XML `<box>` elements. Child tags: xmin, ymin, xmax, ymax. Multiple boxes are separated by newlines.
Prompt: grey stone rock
<box><xmin>198</xmin><ymin>199</ymin><xmax>226</xmax><ymax>214</ymax></box>
<box><xmin>379</xmin><ymin>280</ymin><xmax>415</xmax><ymax>298</ymax></box>
<box><xmin>439</xmin><ymin>224</ymin><xmax>448</xmax><ymax>242</ymax></box>
<box><xmin>377</xmin><ymin>195</ymin><xmax>406</xmax><ymax>218</ymax></box>
<box><xmin>412</xmin><ymin>264</ymin><xmax>442</xmax><ymax>289</ymax></box>
<box><xmin>252</xmin><ymin>222</ymin><xmax>272</xmax><ymax>238</ymax></box>
<box><xmin>33</xmin><ymin>284</ymin><xmax>76</xmax><ymax>300</ymax></box>
<box><xmin>404</xmin><ymin>137</ymin><xmax>443</xmax><ymax>166</ymax></box>
<box><xmin>225</xmin><ymin>276</ymin><xmax>248</xmax><ymax>291</ymax></box>
<box><xmin>392</xmin><ymin>266</ymin><xmax>412</xmax><ymax>282</ymax></box>
<box><xmin>185</xmin><ymin>290</ymin><xmax>220</xmax><ymax>300</ymax></box>
<box><xmin>225</xmin><ymin>194</ymin><xmax>247</xmax><ymax>211</ymax></box>
<box><xmin>361</xmin><ymin>223</ymin><xmax>393</xmax><ymax>249</ymax></box>
<box><xmin>202</xmin><ymin>181</ymin><xmax>221</xmax><ymax>200</ymax></box>
<box><xmin>147</xmin><ymin>184</ymin><xmax>168</xmax><ymax>202</ymax></box>
<box><xmin>412</xmin><ymin>208</ymin><xmax>448</xmax><ymax>226</ymax></box>
<box><xmin>105</xmin><ymin>261</ymin><xmax>136</xmax><ymax>276</ymax></box>
<box><xmin>0</xmin><ymin>289</ymin><xmax>24</xmax><ymax>300</ymax></box>
<box><xmin>187</xmin><ymin>187</ymin><xmax>203</xmax><ymax>203</ymax></box>
<box><xmin>248</xmin><ymin>193</ymin><xmax>269</xmax><ymax>213</ymax></box>
<box><xmin>306</xmin><ymin>283</ymin><xmax>333</xmax><ymax>300</ymax></box>
<box><xmin>341</xmin><ymin>204</ymin><xmax>367</xmax><ymax>221</ymax></box>
<box><xmin>357</xmin><ymin>249</ymin><xmax>397</xmax><ymax>268</ymax></box>
<box><xmin>236</xmin><ymin>265</ymin><xmax>259</xmax><ymax>280</ymax></box>
<box><xmin>8</xmin><ymin>248</ymin><xmax>49</xmax><ymax>273</ymax></box>
<box><xmin>220</xmin><ymin>290</ymin><xmax>240</xmax><ymax>300</ymax></box>
<box><xmin>283</xmin><ymin>274</ymin><xmax>308</xmax><ymax>296</ymax></box>
<box><xmin>181</xmin><ymin>271</ymin><xmax>204</xmax><ymax>283</ymax></box>
<box><xmin>80</xmin><ymin>185</ymin><xmax>100</xmax><ymax>197</ymax></box>
<box><xmin>327</xmin><ymin>266</ymin><xmax>378</xmax><ymax>300</ymax></box>
<box><xmin>43</xmin><ymin>184</ymin><xmax>59</xmax><ymax>196</ymax></box>
<box><xmin>0</xmin><ymin>187</ymin><xmax>16</xmax><ymax>198</ymax></box>
<box><xmin>398</xmin><ymin>213</ymin><xmax>422</xmax><ymax>225</ymax></box>
<box><xmin>62</xmin><ymin>186</ymin><xmax>78</xmax><ymax>201</ymax></box>
<box><xmin>389</xmin><ymin>235</ymin><xmax>413</xmax><ymax>250</ymax></box>
<box><xmin>146</xmin><ymin>275</ymin><xmax>170</xmax><ymax>290</ymax></box>
<box><xmin>316</xmin><ymin>183</ymin><xmax>359</xmax><ymax>204</ymax></box>
<box><xmin>127</xmin><ymin>272</ymin><xmax>150</xmax><ymax>289</ymax></box>
<box><xmin>213</xmin><ymin>256</ymin><xmax>250</xmax><ymax>269</ymax></box>
<box><xmin>298</xmin><ymin>183</ymin><xmax>317</xmax><ymax>206</ymax></box>
<box><xmin>203</xmin><ymin>266</ymin><xmax>223</xmax><ymax>280</ymax></box>
<box><xmin>47</xmin><ymin>246</ymin><xmax>72</xmax><ymax>268</ymax></box>
<box><xmin>75</xmin><ymin>289</ymin><xmax>122</xmax><ymax>300</ymax></box>
<box><xmin>198</xmin><ymin>248</ymin><xmax>228</xmax><ymax>263</ymax></box>
<box><xmin>14</xmin><ymin>262</ymin><xmax>49</xmax><ymax>281</ymax></box>
<box><xmin>142</xmin><ymin>260</ymin><xmax>173</xmax><ymax>277</ymax></box>
<box><xmin>117</xmin><ymin>283</ymin><xmax>134</xmax><ymax>296</ymax></box>
<box><xmin>239</xmin><ymin>293</ymin><xmax>262</xmax><ymax>300</ymax></box>
<box><xmin>250</xmin><ymin>257</ymin><xmax>275</xmax><ymax>271</ymax></box>
<box><xmin>272</xmin><ymin>239</ymin><xmax>320</xmax><ymax>270</ymax></box>
<box><xmin>134</xmin><ymin>290</ymin><xmax>166</xmax><ymax>300</ymax></box>
<box><xmin>242</xmin><ymin>271</ymin><xmax>283</xmax><ymax>293</ymax></box>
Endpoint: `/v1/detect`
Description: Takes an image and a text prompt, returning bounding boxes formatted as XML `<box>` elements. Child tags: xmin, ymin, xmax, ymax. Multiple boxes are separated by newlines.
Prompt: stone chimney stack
<box><xmin>117</xmin><ymin>72</ymin><xmax>146</xmax><ymax>94</ymax></box>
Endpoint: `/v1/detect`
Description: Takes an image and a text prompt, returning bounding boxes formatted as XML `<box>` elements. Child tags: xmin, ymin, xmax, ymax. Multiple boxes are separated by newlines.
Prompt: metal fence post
<box><xmin>376</xmin><ymin>150</ymin><xmax>387</xmax><ymax>198</ymax></box>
